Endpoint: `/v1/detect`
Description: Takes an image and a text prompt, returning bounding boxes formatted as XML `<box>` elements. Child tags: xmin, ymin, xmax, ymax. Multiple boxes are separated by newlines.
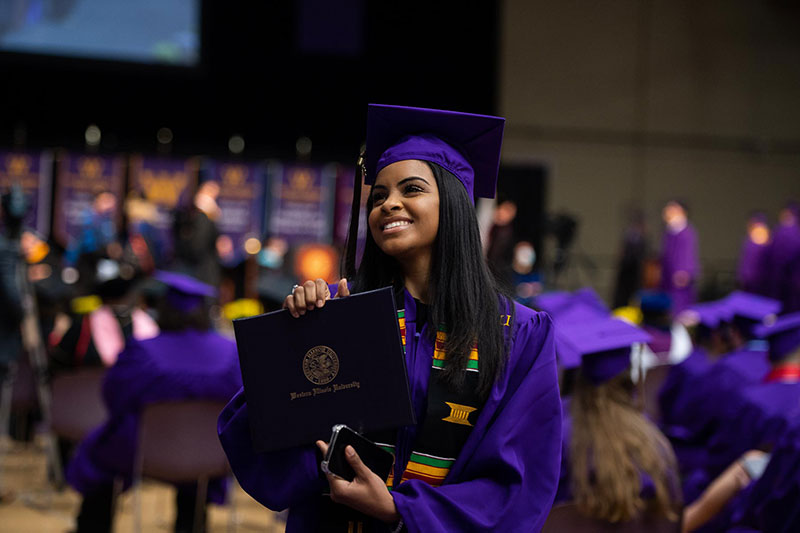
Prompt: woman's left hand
<box><xmin>316</xmin><ymin>440</ymin><xmax>400</xmax><ymax>524</ymax></box>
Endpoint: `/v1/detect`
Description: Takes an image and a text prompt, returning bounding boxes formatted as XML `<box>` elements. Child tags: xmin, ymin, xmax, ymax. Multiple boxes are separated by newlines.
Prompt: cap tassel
<box><xmin>343</xmin><ymin>148</ymin><xmax>366</xmax><ymax>279</ymax></box>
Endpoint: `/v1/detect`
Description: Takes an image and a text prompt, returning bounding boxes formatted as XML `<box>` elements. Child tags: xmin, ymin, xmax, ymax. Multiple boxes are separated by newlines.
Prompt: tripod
<box><xmin>0</xmin><ymin>254</ymin><xmax>63</xmax><ymax>490</ymax></box>
<box><xmin>548</xmin><ymin>243</ymin><xmax>598</xmax><ymax>291</ymax></box>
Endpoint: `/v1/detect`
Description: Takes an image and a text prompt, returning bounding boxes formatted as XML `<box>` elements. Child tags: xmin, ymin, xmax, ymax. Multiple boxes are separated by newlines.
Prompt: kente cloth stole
<box><xmin>373</xmin><ymin>309</ymin><xmax>485</xmax><ymax>490</ymax></box>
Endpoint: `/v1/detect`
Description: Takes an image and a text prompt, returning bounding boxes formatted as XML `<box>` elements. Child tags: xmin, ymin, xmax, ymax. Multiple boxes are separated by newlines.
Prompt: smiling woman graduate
<box><xmin>218</xmin><ymin>105</ymin><xmax>563</xmax><ymax>532</ymax></box>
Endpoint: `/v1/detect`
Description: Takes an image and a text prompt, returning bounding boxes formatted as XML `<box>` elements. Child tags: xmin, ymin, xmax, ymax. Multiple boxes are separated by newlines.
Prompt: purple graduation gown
<box><xmin>66</xmin><ymin>330</ymin><xmax>242</xmax><ymax>502</ymax></box>
<box><xmin>769</xmin><ymin>222</ymin><xmax>800</xmax><ymax>312</ymax></box>
<box><xmin>701</xmin><ymin>381</ymin><xmax>800</xmax><ymax>483</ymax></box>
<box><xmin>737</xmin><ymin>236</ymin><xmax>770</xmax><ymax>295</ymax></box>
<box><xmin>658</xmin><ymin>347</ymin><xmax>711</xmax><ymax>434</ymax></box>
<box><xmin>660</xmin><ymin>344</ymin><xmax>769</xmax><ymax>502</ymax></box>
<box><xmin>218</xmin><ymin>292</ymin><xmax>563</xmax><ymax>532</ymax></box>
<box><xmin>660</xmin><ymin>224</ymin><xmax>700</xmax><ymax>314</ymax></box>
<box><xmin>666</xmin><ymin>344</ymin><xmax>769</xmax><ymax>441</ymax></box>
<box><xmin>728</xmin><ymin>425</ymin><xmax>800</xmax><ymax>532</ymax></box>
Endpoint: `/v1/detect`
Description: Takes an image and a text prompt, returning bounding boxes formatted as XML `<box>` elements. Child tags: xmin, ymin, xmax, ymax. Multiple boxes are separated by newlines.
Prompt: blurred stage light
<box><xmin>296</xmin><ymin>136</ymin><xmax>312</xmax><ymax>157</ymax></box>
<box><xmin>228</xmin><ymin>135</ymin><xmax>245</xmax><ymax>154</ymax></box>
<box><xmin>294</xmin><ymin>244</ymin><xmax>339</xmax><ymax>283</ymax></box>
<box><xmin>244</xmin><ymin>237</ymin><xmax>262</xmax><ymax>255</ymax></box>
<box><xmin>85</xmin><ymin>124</ymin><xmax>101</xmax><ymax>146</ymax></box>
<box><xmin>62</xmin><ymin>266</ymin><xmax>79</xmax><ymax>284</ymax></box>
<box><xmin>157</xmin><ymin>127</ymin><xmax>174</xmax><ymax>144</ymax></box>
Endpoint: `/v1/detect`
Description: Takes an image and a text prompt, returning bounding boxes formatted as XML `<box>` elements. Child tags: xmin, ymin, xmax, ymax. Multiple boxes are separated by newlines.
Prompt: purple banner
<box><xmin>53</xmin><ymin>153</ymin><xmax>125</xmax><ymax>248</ymax></box>
<box><xmin>206</xmin><ymin>161</ymin><xmax>265</xmax><ymax>266</ymax></box>
<box><xmin>266</xmin><ymin>162</ymin><xmax>336</xmax><ymax>244</ymax></box>
<box><xmin>129</xmin><ymin>155</ymin><xmax>198</xmax><ymax>261</ymax></box>
<box><xmin>0</xmin><ymin>150</ymin><xmax>53</xmax><ymax>236</ymax></box>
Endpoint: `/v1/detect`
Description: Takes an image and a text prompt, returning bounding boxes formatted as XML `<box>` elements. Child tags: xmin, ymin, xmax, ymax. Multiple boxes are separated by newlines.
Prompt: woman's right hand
<box><xmin>283</xmin><ymin>278</ymin><xmax>350</xmax><ymax>318</ymax></box>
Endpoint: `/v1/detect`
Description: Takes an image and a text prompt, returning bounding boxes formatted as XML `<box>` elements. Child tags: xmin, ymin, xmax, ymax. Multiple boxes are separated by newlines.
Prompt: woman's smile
<box><xmin>368</xmin><ymin>160</ymin><xmax>440</xmax><ymax>262</ymax></box>
<box><xmin>380</xmin><ymin>217</ymin><xmax>413</xmax><ymax>233</ymax></box>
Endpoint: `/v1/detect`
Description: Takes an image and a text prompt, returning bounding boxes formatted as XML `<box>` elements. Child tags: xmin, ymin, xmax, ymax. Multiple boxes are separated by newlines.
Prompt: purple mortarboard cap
<box><xmin>724</xmin><ymin>291</ymin><xmax>782</xmax><ymax>335</ymax></box>
<box><xmin>534</xmin><ymin>291</ymin><xmax>571</xmax><ymax>315</ymax></box>
<box><xmin>571</xmin><ymin>287</ymin><xmax>610</xmax><ymax>315</ymax></box>
<box><xmin>556</xmin><ymin>318</ymin><xmax>651</xmax><ymax>384</ymax></box>
<box><xmin>154</xmin><ymin>270</ymin><xmax>217</xmax><ymax>312</ymax></box>
<box><xmin>753</xmin><ymin>312</ymin><xmax>800</xmax><ymax>362</ymax></box>
<box><xmin>366</xmin><ymin>104</ymin><xmax>505</xmax><ymax>199</ymax></box>
<box><xmin>557</xmin><ymin>302</ymin><xmax>610</xmax><ymax>325</ymax></box>
<box><xmin>536</xmin><ymin>289</ymin><xmax>608</xmax><ymax>325</ymax></box>
<box><xmin>681</xmin><ymin>301</ymin><xmax>733</xmax><ymax>329</ymax></box>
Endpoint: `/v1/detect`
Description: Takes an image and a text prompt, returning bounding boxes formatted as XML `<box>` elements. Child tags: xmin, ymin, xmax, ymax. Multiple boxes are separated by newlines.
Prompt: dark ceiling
<box><xmin>0</xmin><ymin>1</ymin><xmax>500</xmax><ymax>162</ymax></box>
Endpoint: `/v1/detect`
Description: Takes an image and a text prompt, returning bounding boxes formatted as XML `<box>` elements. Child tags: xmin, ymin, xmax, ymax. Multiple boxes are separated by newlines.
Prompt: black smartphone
<box><xmin>321</xmin><ymin>424</ymin><xmax>394</xmax><ymax>482</ymax></box>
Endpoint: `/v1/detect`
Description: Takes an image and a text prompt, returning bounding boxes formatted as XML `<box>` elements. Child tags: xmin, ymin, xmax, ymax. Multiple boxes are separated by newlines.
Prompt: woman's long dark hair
<box><xmin>345</xmin><ymin>162</ymin><xmax>513</xmax><ymax>398</ymax></box>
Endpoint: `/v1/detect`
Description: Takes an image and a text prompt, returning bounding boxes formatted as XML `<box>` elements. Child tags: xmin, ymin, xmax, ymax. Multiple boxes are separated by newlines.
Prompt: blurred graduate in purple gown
<box><xmin>553</xmin><ymin>316</ymin><xmax>681</xmax><ymax>525</ymax></box>
<box><xmin>66</xmin><ymin>271</ymin><xmax>241</xmax><ymax>533</ymax></box>
<box><xmin>768</xmin><ymin>203</ymin><xmax>800</xmax><ymax>312</ymax></box>
<box><xmin>694</xmin><ymin>311</ymin><xmax>800</xmax><ymax>497</ymax></box>
<box><xmin>659</xmin><ymin>201</ymin><xmax>700</xmax><ymax>315</ymax></box>
<box><xmin>736</xmin><ymin>212</ymin><xmax>771</xmax><ymax>295</ymax></box>
<box><xmin>681</xmin><ymin>314</ymin><xmax>800</xmax><ymax>532</ymax></box>
<box><xmin>727</xmin><ymin>426</ymin><xmax>800</xmax><ymax>531</ymax></box>
<box><xmin>661</xmin><ymin>292</ymin><xmax>780</xmax><ymax>503</ymax></box>
<box><xmin>219</xmin><ymin>105</ymin><xmax>563</xmax><ymax>532</ymax></box>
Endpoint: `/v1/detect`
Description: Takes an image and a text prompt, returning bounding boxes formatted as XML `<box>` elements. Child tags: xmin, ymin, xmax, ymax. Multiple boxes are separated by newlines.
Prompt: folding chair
<box><xmin>50</xmin><ymin>367</ymin><xmax>107</xmax><ymax>442</ymax></box>
<box><xmin>133</xmin><ymin>400</ymin><xmax>233</xmax><ymax>533</ymax></box>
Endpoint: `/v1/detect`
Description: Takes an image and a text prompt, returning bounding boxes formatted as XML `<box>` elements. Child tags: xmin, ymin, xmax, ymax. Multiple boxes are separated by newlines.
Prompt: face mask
<box><xmin>514</xmin><ymin>247</ymin><xmax>536</xmax><ymax>269</ymax></box>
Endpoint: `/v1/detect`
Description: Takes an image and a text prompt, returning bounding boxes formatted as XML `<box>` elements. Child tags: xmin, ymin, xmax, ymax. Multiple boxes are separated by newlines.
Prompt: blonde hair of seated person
<box><xmin>570</xmin><ymin>372</ymin><xmax>682</xmax><ymax>522</ymax></box>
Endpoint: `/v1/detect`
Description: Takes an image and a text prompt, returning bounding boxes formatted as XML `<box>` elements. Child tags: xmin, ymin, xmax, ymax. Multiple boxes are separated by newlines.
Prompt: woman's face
<box><xmin>368</xmin><ymin>159</ymin><xmax>440</xmax><ymax>262</ymax></box>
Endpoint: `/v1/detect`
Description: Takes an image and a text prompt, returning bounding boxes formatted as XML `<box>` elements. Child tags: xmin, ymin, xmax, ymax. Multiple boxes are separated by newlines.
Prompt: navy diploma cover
<box><xmin>233</xmin><ymin>287</ymin><xmax>415</xmax><ymax>452</ymax></box>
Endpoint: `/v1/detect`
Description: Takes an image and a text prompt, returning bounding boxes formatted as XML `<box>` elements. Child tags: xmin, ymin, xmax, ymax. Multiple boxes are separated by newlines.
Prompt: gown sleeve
<box><xmin>217</xmin><ymin>387</ymin><xmax>326</xmax><ymax>511</ymax></box>
<box><xmin>391</xmin><ymin>311</ymin><xmax>563</xmax><ymax>533</ymax></box>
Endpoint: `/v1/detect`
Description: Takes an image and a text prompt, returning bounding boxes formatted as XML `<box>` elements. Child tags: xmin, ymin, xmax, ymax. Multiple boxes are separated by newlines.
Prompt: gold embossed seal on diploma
<box><xmin>302</xmin><ymin>345</ymin><xmax>339</xmax><ymax>385</ymax></box>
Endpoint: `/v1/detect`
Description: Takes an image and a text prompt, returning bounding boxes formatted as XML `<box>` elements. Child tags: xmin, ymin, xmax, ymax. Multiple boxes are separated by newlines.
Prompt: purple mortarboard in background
<box><xmin>753</xmin><ymin>311</ymin><xmax>800</xmax><ymax>362</ymax></box>
<box><xmin>557</xmin><ymin>302</ymin><xmax>610</xmax><ymax>325</ymax></box>
<box><xmin>551</xmin><ymin>302</ymin><xmax>611</xmax><ymax>369</ymax></box>
<box><xmin>535</xmin><ymin>288</ymin><xmax>609</xmax><ymax>324</ymax></box>
<box><xmin>366</xmin><ymin>104</ymin><xmax>505</xmax><ymax>199</ymax></box>
<box><xmin>154</xmin><ymin>270</ymin><xmax>217</xmax><ymax>312</ymax></box>
<box><xmin>556</xmin><ymin>317</ymin><xmax>651</xmax><ymax>383</ymax></box>
<box><xmin>571</xmin><ymin>287</ymin><xmax>609</xmax><ymax>315</ymax></box>
<box><xmin>534</xmin><ymin>291</ymin><xmax>572</xmax><ymax>317</ymax></box>
<box><xmin>723</xmin><ymin>291</ymin><xmax>782</xmax><ymax>337</ymax></box>
<box><xmin>680</xmin><ymin>300</ymin><xmax>733</xmax><ymax>330</ymax></box>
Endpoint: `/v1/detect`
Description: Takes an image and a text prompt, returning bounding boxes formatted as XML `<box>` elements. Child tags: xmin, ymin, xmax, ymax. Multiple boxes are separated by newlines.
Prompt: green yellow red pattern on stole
<box><xmin>379</xmin><ymin>310</ymin><xmax>479</xmax><ymax>490</ymax></box>
<box><xmin>397</xmin><ymin>451</ymin><xmax>455</xmax><ymax>487</ymax></box>
<box><xmin>434</xmin><ymin>329</ymin><xmax>478</xmax><ymax>371</ymax></box>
